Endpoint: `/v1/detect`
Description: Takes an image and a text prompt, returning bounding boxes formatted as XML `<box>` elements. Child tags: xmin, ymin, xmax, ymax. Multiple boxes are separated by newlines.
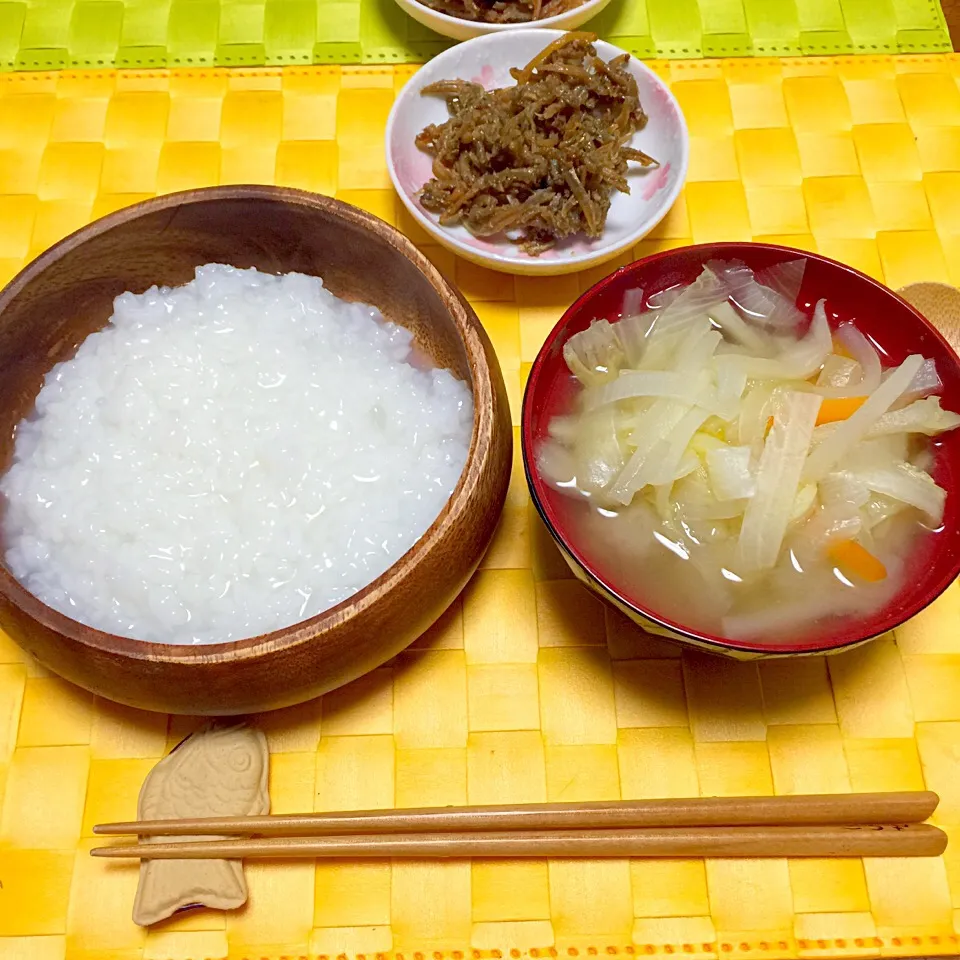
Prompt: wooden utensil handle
<box><xmin>93</xmin><ymin>791</ymin><xmax>940</xmax><ymax>837</ymax></box>
<box><xmin>91</xmin><ymin>823</ymin><xmax>947</xmax><ymax>860</ymax></box>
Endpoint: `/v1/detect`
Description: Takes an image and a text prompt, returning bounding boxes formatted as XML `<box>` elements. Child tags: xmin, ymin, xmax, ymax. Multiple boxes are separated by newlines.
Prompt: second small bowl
<box><xmin>386</xmin><ymin>30</ymin><xmax>689</xmax><ymax>277</ymax></box>
<box><xmin>392</xmin><ymin>0</ymin><xmax>614</xmax><ymax>42</ymax></box>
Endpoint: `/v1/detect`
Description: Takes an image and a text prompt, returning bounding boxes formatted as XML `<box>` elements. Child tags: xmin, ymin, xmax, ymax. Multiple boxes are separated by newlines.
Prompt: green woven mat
<box><xmin>0</xmin><ymin>0</ymin><xmax>952</xmax><ymax>69</ymax></box>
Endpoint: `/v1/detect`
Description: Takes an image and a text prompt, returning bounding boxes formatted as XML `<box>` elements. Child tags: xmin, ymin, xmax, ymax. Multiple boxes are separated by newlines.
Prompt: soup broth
<box><xmin>536</xmin><ymin>259</ymin><xmax>960</xmax><ymax>645</ymax></box>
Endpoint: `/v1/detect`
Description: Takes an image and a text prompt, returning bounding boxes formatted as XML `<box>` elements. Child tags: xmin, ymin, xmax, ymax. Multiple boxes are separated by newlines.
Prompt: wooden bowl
<box><xmin>0</xmin><ymin>186</ymin><xmax>512</xmax><ymax>715</ymax></box>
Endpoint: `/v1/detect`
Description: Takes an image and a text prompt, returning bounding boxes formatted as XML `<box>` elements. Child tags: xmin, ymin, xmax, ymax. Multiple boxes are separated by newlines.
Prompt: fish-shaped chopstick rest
<box><xmin>132</xmin><ymin>723</ymin><xmax>270</xmax><ymax>926</ymax></box>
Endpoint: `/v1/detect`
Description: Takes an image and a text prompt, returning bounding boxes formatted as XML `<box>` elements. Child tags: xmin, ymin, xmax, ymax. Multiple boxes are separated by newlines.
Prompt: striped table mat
<box><xmin>2</xmin><ymin>53</ymin><xmax>960</xmax><ymax>960</ymax></box>
<box><xmin>0</xmin><ymin>0</ymin><xmax>952</xmax><ymax>71</ymax></box>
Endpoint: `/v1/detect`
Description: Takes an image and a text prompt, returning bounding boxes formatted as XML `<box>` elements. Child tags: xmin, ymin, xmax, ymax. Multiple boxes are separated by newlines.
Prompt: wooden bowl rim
<box><xmin>0</xmin><ymin>185</ymin><xmax>495</xmax><ymax>665</ymax></box>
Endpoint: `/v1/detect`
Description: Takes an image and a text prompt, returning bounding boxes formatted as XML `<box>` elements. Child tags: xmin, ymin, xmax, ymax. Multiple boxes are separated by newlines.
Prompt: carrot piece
<box><xmin>764</xmin><ymin>415</ymin><xmax>774</xmax><ymax>437</ymax></box>
<box><xmin>816</xmin><ymin>395</ymin><xmax>866</xmax><ymax>425</ymax></box>
<box><xmin>827</xmin><ymin>539</ymin><xmax>887</xmax><ymax>583</ymax></box>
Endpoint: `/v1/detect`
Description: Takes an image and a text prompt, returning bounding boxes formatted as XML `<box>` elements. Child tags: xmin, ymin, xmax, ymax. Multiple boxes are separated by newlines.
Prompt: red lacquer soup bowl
<box><xmin>522</xmin><ymin>242</ymin><xmax>960</xmax><ymax>659</ymax></box>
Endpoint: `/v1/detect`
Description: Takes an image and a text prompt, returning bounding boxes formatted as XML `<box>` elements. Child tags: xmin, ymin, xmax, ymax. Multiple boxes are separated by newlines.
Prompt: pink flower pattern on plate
<box><xmin>470</xmin><ymin>64</ymin><xmax>496</xmax><ymax>89</ymax></box>
<box><xmin>393</xmin><ymin>142</ymin><xmax>434</xmax><ymax>194</ymax></box>
<box><xmin>646</xmin><ymin>79</ymin><xmax>678</xmax><ymax>121</ymax></box>
<box><xmin>641</xmin><ymin>162</ymin><xmax>671</xmax><ymax>202</ymax></box>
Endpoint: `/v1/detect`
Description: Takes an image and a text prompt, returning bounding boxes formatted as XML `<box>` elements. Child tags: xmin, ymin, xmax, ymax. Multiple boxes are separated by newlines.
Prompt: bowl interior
<box><xmin>386</xmin><ymin>30</ymin><xmax>689</xmax><ymax>273</ymax></box>
<box><xmin>523</xmin><ymin>242</ymin><xmax>960</xmax><ymax>655</ymax></box>
<box><xmin>0</xmin><ymin>188</ymin><xmax>475</xmax><ymax>657</ymax></box>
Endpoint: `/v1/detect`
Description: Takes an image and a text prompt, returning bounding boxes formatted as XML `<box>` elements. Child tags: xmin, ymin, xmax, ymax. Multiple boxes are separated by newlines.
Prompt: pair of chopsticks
<box><xmin>92</xmin><ymin>791</ymin><xmax>946</xmax><ymax>860</ymax></box>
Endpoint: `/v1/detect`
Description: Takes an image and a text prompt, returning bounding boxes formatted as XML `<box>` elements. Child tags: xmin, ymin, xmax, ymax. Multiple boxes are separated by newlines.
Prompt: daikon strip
<box><xmin>737</xmin><ymin>391</ymin><xmax>822</xmax><ymax>572</ymax></box>
<box><xmin>713</xmin><ymin>356</ymin><xmax>748</xmax><ymax>421</ymax></box>
<box><xmin>900</xmin><ymin>357</ymin><xmax>942</xmax><ymax>402</ymax></box>
<box><xmin>801</xmin><ymin>354</ymin><xmax>924</xmax><ymax>482</ymax></box>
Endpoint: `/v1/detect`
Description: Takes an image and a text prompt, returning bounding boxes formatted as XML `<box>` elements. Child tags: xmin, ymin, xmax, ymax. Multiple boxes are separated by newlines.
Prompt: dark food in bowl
<box><xmin>415</xmin><ymin>33</ymin><xmax>658</xmax><ymax>256</ymax></box>
<box><xmin>416</xmin><ymin>0</ymin><xmax>582</xmax><ymax>22</ymax></box>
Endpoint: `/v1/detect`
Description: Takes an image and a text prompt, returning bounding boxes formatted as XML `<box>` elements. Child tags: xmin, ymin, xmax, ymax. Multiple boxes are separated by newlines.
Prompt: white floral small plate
<box><xmin>385</xmin><ymin>30</ymin><xmax>690</xmax><ymax>277</ymax></box>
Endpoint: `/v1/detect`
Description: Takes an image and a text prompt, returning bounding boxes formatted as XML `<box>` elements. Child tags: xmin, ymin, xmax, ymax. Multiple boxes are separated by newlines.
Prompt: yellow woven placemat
<box><xmin>2</xmin><ymin>54</ymin><xmax>960</xmax><ymax>960</ymax></box>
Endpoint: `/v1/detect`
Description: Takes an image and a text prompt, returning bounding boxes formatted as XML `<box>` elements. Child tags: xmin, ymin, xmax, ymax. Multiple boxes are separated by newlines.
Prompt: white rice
<box><xmin>1</xmin><ymin>264</ymin><xmax>473</xmax><ymax>644</ymax></box>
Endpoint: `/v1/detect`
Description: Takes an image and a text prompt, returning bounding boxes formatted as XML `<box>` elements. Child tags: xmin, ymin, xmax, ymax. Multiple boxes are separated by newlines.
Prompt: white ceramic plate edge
<box><xmin>385</xmin><ymin>30</ymin><xmax>690</xmax><ymax>277</ymax></box>
<box><xmin>390</xmin><ymin>0</ymin><xmax>614</xmax><ymax>42</ymax></box>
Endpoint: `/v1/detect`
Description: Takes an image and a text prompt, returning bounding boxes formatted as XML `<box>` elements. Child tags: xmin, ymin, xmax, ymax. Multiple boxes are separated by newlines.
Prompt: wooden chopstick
<box><xmin>90</xmin><ymin>822</ymin><xmax>948</xmax><ymax>860</ymax></box>
<box><xmin>92</xmin><ymin>791</ymin><xmax>939</xmax><ymax>837</ymax></box>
